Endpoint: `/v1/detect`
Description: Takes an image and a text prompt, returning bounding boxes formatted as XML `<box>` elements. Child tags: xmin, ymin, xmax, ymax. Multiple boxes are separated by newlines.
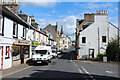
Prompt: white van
<box><xmin>31</xmin><ymin>46</ymin><xmax>53</xmax><ymax>65</ymax></box>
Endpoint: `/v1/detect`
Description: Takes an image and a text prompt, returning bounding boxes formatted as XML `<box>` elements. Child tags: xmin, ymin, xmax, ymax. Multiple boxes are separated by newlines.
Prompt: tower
<box><xmin>55</xmin><ymin>22</ymin><xmax>58</xmax><ymax>32</ymax></box>
<box><xmin>60</xmin><ymin>26</ymin><xmax>64</xmax><ymax>35</ymax></box>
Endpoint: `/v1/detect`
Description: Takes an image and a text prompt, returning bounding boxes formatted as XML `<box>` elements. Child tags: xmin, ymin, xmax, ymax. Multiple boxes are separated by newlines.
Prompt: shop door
<box><xmin>20</xmin><ymin>46</ymin><xmax>24</xmax><ymax>64</ymax></box>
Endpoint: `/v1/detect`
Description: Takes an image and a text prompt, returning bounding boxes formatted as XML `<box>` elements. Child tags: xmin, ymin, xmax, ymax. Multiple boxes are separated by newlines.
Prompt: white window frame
<box><xmin>23</xmin><ymin>26</ymin><xmax>26</xmax><ymax>39</ymax></box>
<box><xmin>13</xmin><ymin>22</ymin><xmax>18</xmax><ymax>38</ymax></box>
<box><xmin>0</xmin><ymin>15</ymin><xmax>3</xmax><ymax>34</ymax></box>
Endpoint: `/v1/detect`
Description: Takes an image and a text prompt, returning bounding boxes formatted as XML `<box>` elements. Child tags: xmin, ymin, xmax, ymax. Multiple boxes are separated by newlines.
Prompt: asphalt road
<box><xmin>2</xmin><ymin>46</ymin><xmax>120</xmax><ymax>80</ymax></box>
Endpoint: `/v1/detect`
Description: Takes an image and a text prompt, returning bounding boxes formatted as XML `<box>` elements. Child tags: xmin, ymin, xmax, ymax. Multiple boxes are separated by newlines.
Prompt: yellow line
<box><xmin>0</xmin><ymin>66</ymin><xmax>32</xmax><ymax>78</ymax></box>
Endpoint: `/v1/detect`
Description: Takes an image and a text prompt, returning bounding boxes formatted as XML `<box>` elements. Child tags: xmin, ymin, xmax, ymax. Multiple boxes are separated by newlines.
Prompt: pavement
<box><xmin>0</xmin><ymin>46</ymin><xmax>120</xmax><ymax>80</ymax></box>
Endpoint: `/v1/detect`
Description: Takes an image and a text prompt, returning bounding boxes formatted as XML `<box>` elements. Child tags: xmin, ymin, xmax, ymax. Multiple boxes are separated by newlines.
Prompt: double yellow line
<box><xmin>0</xmin><ymin>66</ymin><xmax>32</xmax><ymax>78</ymax></box>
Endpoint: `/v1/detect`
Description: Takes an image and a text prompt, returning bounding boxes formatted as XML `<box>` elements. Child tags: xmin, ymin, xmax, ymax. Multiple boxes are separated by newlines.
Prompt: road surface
<box><xmin>2</xmin><ymin>46</ymin><xmax>120</xmax><ymax>80</ymax></box>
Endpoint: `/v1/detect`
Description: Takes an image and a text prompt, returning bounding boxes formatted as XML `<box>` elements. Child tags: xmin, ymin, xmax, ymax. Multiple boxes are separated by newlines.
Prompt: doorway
<box><xmin>89</xmin><ymin>49</ymin><xmax>94</xmax><ymax>59</ymax></box>
<box><xmin>20</xmin><ymin>46</ymin><xmax>24</xmax><ymax>64</ymax></box>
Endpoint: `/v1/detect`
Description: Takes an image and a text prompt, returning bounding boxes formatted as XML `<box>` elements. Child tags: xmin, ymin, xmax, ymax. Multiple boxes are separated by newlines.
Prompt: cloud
<box><xmin>87</xmin><ymin>3</ymin><xmax>112</xmax><ymax>9</ymax></box>
<box><xmin>37</xmin><ymin>15</ymin><xmax>79</xmax><ymax>40</ymax></box>
<box><xmin>19</xmin><ymin>0</ymin><xmax>57</xmax><ymax>7</ymax></box>
<box><xmin>51</xmin><ymin>10</ymin><xmax>57</xmax><ymax>13</ymax></box>
<box><xmin>20</xmin><ymin>0</ymin><xmax>57</xmax><ymax>2</ymax></box>
<box><xmin>74</xmin><ymin>2</ymin><xmax>113</xmax><ymax>9</ymax></box>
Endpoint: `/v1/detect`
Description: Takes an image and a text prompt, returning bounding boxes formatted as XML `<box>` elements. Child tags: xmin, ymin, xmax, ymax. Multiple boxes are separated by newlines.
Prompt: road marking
<box><xmin>81</xmin><ymin>67</ymin><xmax>96</xmax><ymax>80</ymax></box>
<box><xmin>0</xmin><ymin>66</ymin><xmax>32</xmax><ymax>78</ymax></box>
<box><xmin>71</xmin><ymin>60</ymin><xmax>82</xmax><ymax>73</ymax></box>
<box><xmin>81</xmin><ymin>67</ymin><xmax>90</xmax><ymax>74</ymax></box>
<box><xmin>106</xmin><ymin>71</ymin><xmax>113</xmax><ymax>74</ymax></box>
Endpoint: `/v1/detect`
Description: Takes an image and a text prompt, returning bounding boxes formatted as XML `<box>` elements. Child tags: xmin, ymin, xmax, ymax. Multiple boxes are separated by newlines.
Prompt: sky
<box><xmin>18</xmin><ymin>1</ymin><xmax>118</xmax><ymax>41</ymax></box>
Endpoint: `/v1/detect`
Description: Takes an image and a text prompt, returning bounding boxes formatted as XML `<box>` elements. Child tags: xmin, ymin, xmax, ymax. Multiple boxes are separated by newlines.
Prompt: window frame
<box><xmin>0</xmin><ymin>15</ymin><xmax>4</xmax><ymax>36</ymax></box>
<box><xmin>5</xmin><ymin>46</ymin><xmax>10</xmax><ymax>59</ymax></box>
<box><xmin>23</xmin><ymin>26</ymin><xmax>26</xmax><ymax>40</ymax></box>
<box><xmin>13</xmin><ymin>22</ymin><xmax>18</xmax><ymax>38</ymax></box>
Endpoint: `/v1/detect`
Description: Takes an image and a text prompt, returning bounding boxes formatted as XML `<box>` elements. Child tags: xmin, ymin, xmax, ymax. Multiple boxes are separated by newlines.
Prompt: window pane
<box><xmin>102</xmin><ymin>36</ymin><xmax>106</xmax><ymax>43</ymax></box>
<box><xmin>13</xmin><ymin>23</ymin><xmax>16</xmax><ymax>35</ymax></box>
<box><xmin>0</xmin><ymin>16</ymin><xmax>3</xmax><ymax>33</ymax></box>
<box><xmin>82</xmin><ymin>37</ymin><xmax>86</xmax><ymax>43</ymax></box>
<box><xmin>13</xmin><ymin>22</ymin><xmax>17</xmax><ymax>36</ymax></box>
<box><xmin>5</xmin><ymin>46</ymin><xmax>10</xmax><ymax>59</ymax></box>
<box><xmin>12</xmin><ymin>45</ymin><xmax>20</xmax><ymax>60</ymax></box>
<box><xmin>24</xmin><ymin>46</ymin><xmax>29</xmax><ymax>58</ymax></box>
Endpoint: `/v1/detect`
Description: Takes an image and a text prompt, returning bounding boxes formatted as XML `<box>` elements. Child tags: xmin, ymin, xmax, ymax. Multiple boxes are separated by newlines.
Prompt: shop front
<box><xmin>12</xmin><ymin>40</ymin><xmax>30</xmax><ymax>66</ymax></box>
<box><xmin>0</xmin><ymin>37</ymin><xmax>13</xmax><ymax>69</ymax></box>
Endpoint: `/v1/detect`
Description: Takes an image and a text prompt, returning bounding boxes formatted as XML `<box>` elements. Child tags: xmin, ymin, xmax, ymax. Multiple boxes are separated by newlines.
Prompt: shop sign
<box><xmin>13</xmin><ymin>40</ymin><xmax>30</xmax><ymax>45</ymax></box>
<box><xmin>32</xmin><ymin>41</ymin><xmax>40</xmax><ymax>47</ymax></box>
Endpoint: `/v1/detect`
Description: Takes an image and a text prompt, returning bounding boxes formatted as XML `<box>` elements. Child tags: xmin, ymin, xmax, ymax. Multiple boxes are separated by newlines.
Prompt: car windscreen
<box><xmin>35</xmin><ymin>50</ymin><xmax>47</xmax><ymax>54</ymax></box>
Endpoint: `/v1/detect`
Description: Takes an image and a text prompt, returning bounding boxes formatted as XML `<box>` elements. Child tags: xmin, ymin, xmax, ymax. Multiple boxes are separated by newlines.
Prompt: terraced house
<box><xmin>0</xmin><ymin>1</ymin><xmax>53</xmax><ymax>69</ymax></box>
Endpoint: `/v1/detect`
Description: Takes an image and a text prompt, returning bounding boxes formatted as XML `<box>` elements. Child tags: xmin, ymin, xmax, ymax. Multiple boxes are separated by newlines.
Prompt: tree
<box><xmin>106</xmin><ymin>39</ymin><xmax>120</xmax><ymax>61</ymax></box>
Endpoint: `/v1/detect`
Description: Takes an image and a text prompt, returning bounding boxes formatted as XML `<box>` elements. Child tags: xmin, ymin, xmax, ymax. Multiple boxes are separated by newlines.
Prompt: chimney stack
<box><xmin>96</xmin><ymin>10</ymin><xmax>108</xmax><ymax>15</ymax></box>
<box><xmin>2</xmin><ymin>0</ymin><xmax>19</xmax><ymax>14</ymax></box>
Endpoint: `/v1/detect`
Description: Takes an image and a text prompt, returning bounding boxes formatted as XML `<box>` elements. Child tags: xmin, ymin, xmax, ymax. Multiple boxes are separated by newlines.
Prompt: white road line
<box><xmin>81</xmin><ymin>67</ymin><xmax>96</xmax><ymax>80</ymax></box>
<box><xmin>71</xmin><ymin>60</ymin><xmax>82</xmax><ymax>73</ymax></box>
<box><xmin>81</xmin><ymin>67</ymin><xmax>90</xmax><ymax>74</ymax></box>
<box><xmin>106</xmin><ymin>71</ymin><xmax>113</xmax><ymax>74</ymax></box>
<box><xmin>72</xmin><ymin>61</ymin><xmax>96</xmax><ymax>80</ymax></box>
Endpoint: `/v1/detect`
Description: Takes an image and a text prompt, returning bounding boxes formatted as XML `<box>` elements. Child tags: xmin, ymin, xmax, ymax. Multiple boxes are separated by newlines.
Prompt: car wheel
<box><xmin>49</xmin><ymin>60</ymin><xmax>51</xmax><ymax>63</ymax></box>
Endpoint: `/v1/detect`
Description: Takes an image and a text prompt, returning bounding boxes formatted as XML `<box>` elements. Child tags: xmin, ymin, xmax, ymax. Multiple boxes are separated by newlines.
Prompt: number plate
<box><xmin>37</xmin><ymin>61</ymin><xmax>42</xmax><ymax>63</ymax></box>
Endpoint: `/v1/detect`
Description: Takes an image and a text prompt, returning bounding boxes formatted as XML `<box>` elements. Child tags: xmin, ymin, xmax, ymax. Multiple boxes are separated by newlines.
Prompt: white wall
<box><xmin>3</xmin><ymin>45</ymin><xmax>12</xmax><ymax>69</ymax></box>
<box><xmin>4</xmin><ymin>17</ymin><xmax>13</xmax><ymax>38</ymax></box>
<box><xmin>79</xmin><ymin>15</ymin><xmax>118</xmax><ymax>58</ymax></box>
<box><xmin>36</xmin><ymin>31</ymin><xmax>39</xmax><ymax>42</ymax></box>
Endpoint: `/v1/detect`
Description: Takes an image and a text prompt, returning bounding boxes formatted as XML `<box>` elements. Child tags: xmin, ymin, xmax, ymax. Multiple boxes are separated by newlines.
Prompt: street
<box><xmin>1</xmin><ymin>46</ymin><xmax>120</xmax><ymax>80</ymax></box>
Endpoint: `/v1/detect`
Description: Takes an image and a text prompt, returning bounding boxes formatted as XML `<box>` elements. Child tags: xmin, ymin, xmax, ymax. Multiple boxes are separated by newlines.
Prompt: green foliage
<box><xmin>94</xmin><ymin>53</ymin><xmax>106</xmax><ymax>61</ymax></box>
<box><xmin>106</xmin><ymin>39</ymin><xmax>120</xmax><ymax>61</ymax></box>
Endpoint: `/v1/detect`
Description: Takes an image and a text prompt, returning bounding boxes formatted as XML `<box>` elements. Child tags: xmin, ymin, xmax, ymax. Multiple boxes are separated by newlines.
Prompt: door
<box><xmin>20</xmin><ymin>46</ymin><xmax>24</xmax><ymax>64</ymax></box>
<box><xmin>89</xmin><ymin>49</ymin><xmax>94</xmax><ymax>59</ymax></box>
<box><xmin>0</xmin><ymin>46</ymin><xmax>3</xmax><ymax>70</ymax></box>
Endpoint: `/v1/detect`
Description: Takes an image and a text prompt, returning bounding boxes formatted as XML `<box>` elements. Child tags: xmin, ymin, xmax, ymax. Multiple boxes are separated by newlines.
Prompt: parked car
<box><xmin>81</xmin><ymin>55</ymin><xmax>88</xmax><ymax>60</ymax></box>
<box><xmin>57</xmin><ymin>50</ymin><xmax>63</xmax><ymax>55</ymax></box>
<box><xmin>52</xmin><ymin>49</ymin><xmax>58</xmax><ymax>58</ymax></box>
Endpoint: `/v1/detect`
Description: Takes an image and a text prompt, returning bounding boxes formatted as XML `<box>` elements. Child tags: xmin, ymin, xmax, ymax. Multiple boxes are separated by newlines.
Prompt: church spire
<box><xmin>60</xmin><ymin>26</ymin><xmax>63</xmax><ymax>35</ymax></box>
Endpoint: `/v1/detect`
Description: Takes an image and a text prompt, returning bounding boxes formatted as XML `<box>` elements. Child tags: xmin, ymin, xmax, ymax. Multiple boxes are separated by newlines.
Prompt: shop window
<box><xmin>12</xmin><ymin>45</ymin><xmax>20</xmax><ymax>60</ymax></box>
<box><xmin>24</xmin><ymin>46</ymin><xmax>29</xmax><ymax>58</ymax></box>
<box><xmin>5</xmin><ymin>46</ymin><xmax>10</xmax><ymax>59</ymax></box>
<box><xmin>0</xmin><ymin>15</ymin><xmax>4</xmax><ymax>36</ymax></box>
<box><xmin>13</xmin><ymin>22</ymin><xmax>18</xmax><ymax>38</ymax></box>
<box><xmin>82</xmin><ymin>37</ymin><xmax>86</xmax><ymax>43</ymax></box>
<box><xmin>102</xmin><ymin>36</ymin><xmax>106</xmax><ymax>43</ymax></box>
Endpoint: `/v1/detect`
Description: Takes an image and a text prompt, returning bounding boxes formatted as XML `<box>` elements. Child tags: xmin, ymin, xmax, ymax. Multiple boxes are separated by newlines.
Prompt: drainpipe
<box><xmin>98</xmin><ymin>27</ymin><xmax>100</xmax><ymax>54</ymax></box>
